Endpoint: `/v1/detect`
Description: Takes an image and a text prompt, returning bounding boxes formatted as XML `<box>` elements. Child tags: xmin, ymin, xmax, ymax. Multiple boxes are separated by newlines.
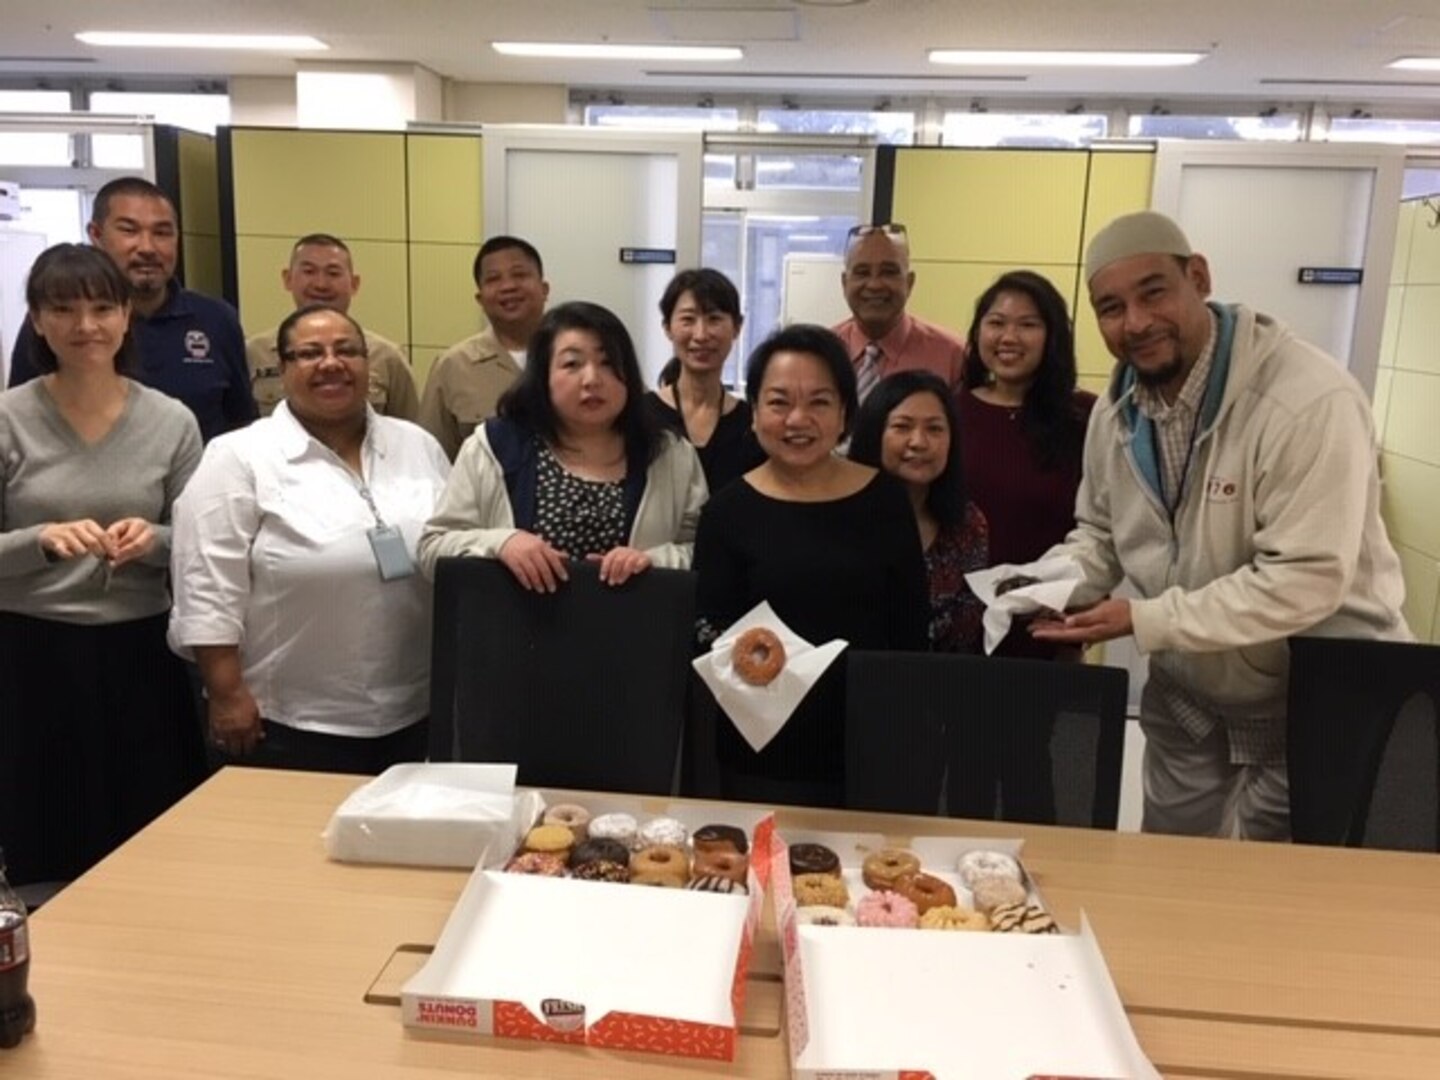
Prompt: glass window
<box><xmin>941</xmin><ymin>112</ymin><xmax>1107</xmax><ymax>147</ymax></box>
<box><xmin>1127</xmin><ymin>114</ymin><xmax>1301</xmax><ymax>141</ymax></box>
<box><xmin>757</xmin><ymin>108</ymin><xmax>914</xmax><ymax>145</ymax></box>
<box><xmin>754</xmin><ymin>152</ymin><xmax>865</xmax><ymax>191</ymax></box>
<box><xmin>10</xmin><ymin>187</ymin><xmax>87</xmax><ymax>246</ymax></box>
<box><xmin>90</xmin><ymin>91</ymin><xmax>230</xmax><ymax>168</ymax></box>
<box><xmin>0</xmin><ymin>89</ymin><xmax>72</xmax><ymax>167</ymax></box>
<box><xmin>583</xmin><ymin>104</ymin><xmax>740</xmax><ymax>132</ymax></box>
<box><xmin>1327</xmin><ymin>117</ymin><xmax>1440</xmax><ymax>146</ymax></box>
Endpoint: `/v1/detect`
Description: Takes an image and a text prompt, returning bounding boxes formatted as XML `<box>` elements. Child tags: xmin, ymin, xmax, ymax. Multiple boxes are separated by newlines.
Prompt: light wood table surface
<box><xmin>4</xmin><ymin>767</ymin><xmax>1438</xmax><ymax>1079</ymax></box>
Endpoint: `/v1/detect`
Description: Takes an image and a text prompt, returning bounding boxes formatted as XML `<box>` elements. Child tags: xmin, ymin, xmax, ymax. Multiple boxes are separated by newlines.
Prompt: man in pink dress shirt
<box><xmin>831</xmin><ymin>223</ymin><xmax>966</xmax><ymax>399</ymax></box>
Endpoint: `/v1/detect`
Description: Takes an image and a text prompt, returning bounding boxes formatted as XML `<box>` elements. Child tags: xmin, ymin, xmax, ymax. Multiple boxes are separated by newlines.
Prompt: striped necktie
<box><xmin>856</xmin><ymin>341</ymin><xmax>882</xmax><ymax>401</ymax></box>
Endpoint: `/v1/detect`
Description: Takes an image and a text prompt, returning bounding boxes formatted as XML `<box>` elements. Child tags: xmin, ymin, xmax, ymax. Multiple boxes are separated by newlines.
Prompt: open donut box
<box><xmin>773</xmin><ymin>828</ymin><xmax>1160</xmax><ymax>1080</ymax></box>
<box><xmin>401</xmin><ymin>793</ymin><xmax>774</xmax><ymax>1062</ymax></box>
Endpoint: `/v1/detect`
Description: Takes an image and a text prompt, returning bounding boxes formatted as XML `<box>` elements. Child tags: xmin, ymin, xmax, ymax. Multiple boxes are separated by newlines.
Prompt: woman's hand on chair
<box><xmin>589</xmin><ymin>546</ymin><xmax>652</xmax><ymax>586</ymax></box>
<box><xmin>499</xmin><ymin>531</ymin><xmax>570</xmax><ymax>593</ymax></box>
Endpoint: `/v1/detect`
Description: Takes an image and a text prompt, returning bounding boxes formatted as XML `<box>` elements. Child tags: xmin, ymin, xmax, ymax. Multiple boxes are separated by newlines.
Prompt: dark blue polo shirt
<box><xmin>9</xmin><ymin>282</ymin><xmax>258</xmax><ymax>442</ymax></box>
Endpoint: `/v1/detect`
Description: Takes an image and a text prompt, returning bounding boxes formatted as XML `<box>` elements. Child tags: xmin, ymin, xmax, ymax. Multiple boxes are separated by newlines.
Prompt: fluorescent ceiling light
<box><xmin>929</xmin><ymin>49</ymin><xmax>1205</xmax><ymax>68</ymax></box>
<box><xmin>76</xmin><ymin>32</ymin><xmax>328</xmax><ymax>51</ymax></box>
<box><xmin>493</xmin><ymin>42</ymin><xmax>742</xmax><ymax>61</ymax></box>
<box><xmin>1389</xmin><ymin>57</ymin><xmax>1440</xmax><ymax>71</ymax></box>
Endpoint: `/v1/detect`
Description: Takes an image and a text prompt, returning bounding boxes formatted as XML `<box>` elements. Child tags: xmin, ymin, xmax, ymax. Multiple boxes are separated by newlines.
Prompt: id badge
<box><xmin>367</xmin><ymin>524</ymin><xmax>416</xmax><ymax>581</ymax></box>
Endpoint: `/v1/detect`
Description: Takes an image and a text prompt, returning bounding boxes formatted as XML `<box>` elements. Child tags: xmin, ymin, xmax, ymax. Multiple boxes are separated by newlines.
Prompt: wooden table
<box><xmin>4</xmin><ymin>767</ymin><xmax>1439</xmax><ymax>1079</ymax></box>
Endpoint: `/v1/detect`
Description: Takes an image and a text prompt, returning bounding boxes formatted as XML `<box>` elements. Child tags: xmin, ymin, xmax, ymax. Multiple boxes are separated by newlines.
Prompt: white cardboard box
<box><xmin>775</xmin><ymin>829</ymin><xmax>1161</xmax><ymax>1080</ymax></box>
<box><xmin>402</xmin><ymin>795</ymin><xmax>775</xmax><ymax>1062</ymax></box>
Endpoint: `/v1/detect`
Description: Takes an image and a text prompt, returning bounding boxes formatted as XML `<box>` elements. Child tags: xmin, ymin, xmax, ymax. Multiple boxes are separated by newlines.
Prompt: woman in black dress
<box><xmin>692</xmin><ymin>324</ymin><xmax>928</xmax><ymax>808</ymax></box>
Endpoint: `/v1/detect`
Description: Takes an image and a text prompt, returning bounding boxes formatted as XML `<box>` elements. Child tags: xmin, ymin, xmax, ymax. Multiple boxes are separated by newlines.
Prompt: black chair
<box><xmin>429</xmin><ymin>557</ymin><xmax>696</xmax><ymax>795</ymax></box>
<box><xmin>844</xmin><ymin>650</ymin><xmax>1129</xmax><ymax>828</ymax></box>
<box><xmin>1287</xmin><ymin>636</ymin><xmax>1440</xmax><ymax>851</ymax></box>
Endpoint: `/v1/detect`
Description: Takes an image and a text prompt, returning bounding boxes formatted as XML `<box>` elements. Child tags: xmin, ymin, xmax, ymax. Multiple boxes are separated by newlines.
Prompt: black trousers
<box><xmin>211</xmin><ymin>717</ymin><xmax>429</xmax><ymax>776</ymax></box>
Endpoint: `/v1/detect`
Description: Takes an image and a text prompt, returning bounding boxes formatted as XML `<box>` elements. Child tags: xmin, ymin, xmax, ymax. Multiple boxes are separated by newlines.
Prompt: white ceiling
<box><xmin>8</xmin><ymin>0</ymin><xmax>1440</xmax><ymax>109</ymax></box>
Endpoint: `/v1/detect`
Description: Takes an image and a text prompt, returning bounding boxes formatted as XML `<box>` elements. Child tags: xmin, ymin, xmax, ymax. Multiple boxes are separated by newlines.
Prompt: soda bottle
<box><xmin>0</xmin><ymin>847</ymin><xmax>36</xmax><ymax>1049</ymax></box>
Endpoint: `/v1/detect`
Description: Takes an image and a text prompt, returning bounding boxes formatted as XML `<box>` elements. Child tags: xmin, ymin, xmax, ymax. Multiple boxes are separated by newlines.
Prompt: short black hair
<box><xmin>25</xmin><ymin>243</ymin><xmax>140</xmax><ymax>375</ymax></box>
<box><xmin>497</xmin><ymin>300</ymin><xmax>661</xmax><ymax>462</ymax></box>
<box><xmin>848</xmin><ymin>370</ymin><xmax>967</xmax><ymax>526</ymax></box>
<box><xmin>91</xmin><ymin>176</ymin><xmax>175</xmax><ymax>228</ymax></box>
<box><xmin>743</xmin><ymin>323</ymin><xmax>859</xmax><ymax>438</ymax></box>
<box><xmin>657</xmin><ymin>268</ymin><xmax>744</xmax><ymax>387</ymax></box>
<box><xmin>472</xmin><ymin>235</ymin><xmax>544</xmax><ymax>285</ymax></box>
<box><xmin>276</xmin><ymin>303</ymin><xmax>367</xmax><ymax>361</ymax></box>
<box><xmin>291</xmin><ymin>234</ymin><xmax>352</xmax><ymax>260</ymax></box>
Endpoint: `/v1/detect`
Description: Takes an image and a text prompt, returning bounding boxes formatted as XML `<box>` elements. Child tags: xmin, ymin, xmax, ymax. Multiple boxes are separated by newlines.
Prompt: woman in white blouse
<box><xmin>169</xmin><ymin>305</ymin><xmax>450</xmax><ymax>772</ymax></box>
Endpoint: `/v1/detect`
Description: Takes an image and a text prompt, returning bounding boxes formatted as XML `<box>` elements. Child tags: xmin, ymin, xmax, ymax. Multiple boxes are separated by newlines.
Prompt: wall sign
<box><xmin>619</xmin><ymin>247</ymin><xmax>676</xmax><ymax>265</ymax></box>
<box><xmin>1297</xmin><ymin>267</ymin><xmax>1363</xmax><ymax>285</ymax></box>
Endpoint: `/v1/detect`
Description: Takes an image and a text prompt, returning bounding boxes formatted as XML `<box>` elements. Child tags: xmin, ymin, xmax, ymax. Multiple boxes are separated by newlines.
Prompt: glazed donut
<box><xmin>543</xmin><ymin>803</ymin><xmax>591</xmax><ymax>843</ymax></box>
<box><xmin>732</xmin><ymin>627</ymin><xmax>786</xmax><ymax>686</ymax></box>
<box><xmin>788</xmin><ymin>842</ymin><xmax>841</xmax><ymax>878</ymax></box>
<box><xmin>505</xmin><ymin>851</ymin><xmax>567</xmax><ymax>876</ymax></box>
<box><xmin>861</xmin><ymin>848</ymin><xmax>922</xmax><ymax>891</ymax></box>
<box><xmin>891</xmin><ymin>871</ymin><xmax>958</xmax><ymax>915</ymax></box>
<box><xmin>971</xmin><ymin>876</ymin><xmax>1028</xmax><ymax>914</ymax></box>
<box><xmin>855</xmin><ymin>890</ymin><xmax>919</xmax><ymax>929</ymax></box>
<box><xmin>569</xmin><ymin>837</ymin><xmax>631</xmax><ymax>870</ymax></box>
<box><xmin>523</xmin><ymin>824</ymin><xmax>575</xmax><ymax>856</ymax></box>
<box><xmin>638</xmin><ymin>816</ymin><xmax>689</xmax><ymax>849</ymax></box>
<box><xmin>797</xmin><ymin>905</ymin><xmax>856</xmax><ymax>927</ymax></box>
<box><xmin>570</xmin><ymin>859</ymin><xmax>629</xmax><ymax>883</ymax></box>
<box><xmin>692</xmin><ymin>823</ymin><xmax>749</xmax><ymax>855</ymax></box>
<box><xmin>629</xmin><ymin>844</ymin><xmax>689</xmax><ymax>885</ymax></box>
<box><xmin>588</xmin><ymin>812</ymin><xmax>639</xmax><ymax>850</ymax></box>
<box><xmin>693</xmin><ymin>849</ymin><xmax>749</xmax><ymax>886</ymax></box>
<box><xmin>957</xmin><ymin>849</ymin><xmax>1023</xmax><ymax>888</ymax></box>
<box><xmin>988</xmin><ymin>902</ymin><xmax>1059</xmax><ymax>934</ymax></box>
<box><xmin>792</xmin><ymin>872</ymin><xmax>849</xmax><ymax>909</ymax></box>
<box><xmin>919</xmin><ymin>905</ymin><xmax>990</xmax><ymax>932</ymax></box>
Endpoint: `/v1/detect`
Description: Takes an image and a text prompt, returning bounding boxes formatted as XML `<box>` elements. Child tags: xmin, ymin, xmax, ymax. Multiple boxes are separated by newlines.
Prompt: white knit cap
<box><xmin>1084</xmin><ymin>211</ymin><xmax>1193</xmax><ymax>281</ymax></box>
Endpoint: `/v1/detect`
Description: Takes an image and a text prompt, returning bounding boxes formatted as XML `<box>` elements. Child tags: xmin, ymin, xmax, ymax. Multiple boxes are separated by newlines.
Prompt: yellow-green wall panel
<box><xmin>407</xmin><ymin>134</ymin><xmax>483</xmax><ymax>244</ymax></box>
<box><xmin>183</xmin><ymin>235</ymin><xmax>224</xmax><ymax>299</ymax></box>
<box><xmin>891</xmin><ymin>149</ymin><xmax>1089</xmax><ymax>265</ymax></box>
<box><xmin>1392</xmin><ymin>283</ymin><xmax>1440</xmax><ymax>375</ymax></box>
<box><xmin>231</xmin><ymin>128</ymin><xmax>407</xmax><ymax>240</ymax></box>
<box><xmin>1373</xmin><ymin>366</ymin><xmax>1393</xmax><ymax>434</ymax></box>
<box><xmin>1392</xmin><ymin>200</ymin><xmax>1418</xmax><ymax>284</ymax></box>
<box><xmin>1080</xmin><ymin>151</ymin><xmax>1155</xmax><ymax>254</ymax></box>
<box><xmin>1394</xmin><ymin>542</ymin><xmax>1440</xmax><ymax>641</ymax></box>
<box><xmin>1379</xmin><ymin>285</ymin><xmax>1404</xmax><ymax>370</ymax></box>
<box><xmin>1381</xmin><ymin>370</ymin><xmax>1440</xmax><ymax>465</ymax></box>
<box><xmin>908</xmin><ymin>260</ymin><xmax>1076</xmax><ymax>344</ymax></box>
<box><xmin>177</xmin><ymin>131</ymin><xmax>220</xmax><ymax>237</ymax></box>
<box><xmin>411</xmin><ymin>345</ymin><xmax>448</xmax><ymax>399</ymax></box>
<box><xmin>1381</xmin><ymin>452</ymin><xmax>1440</xmax><ymax>556</ymax></box>
<box><xmin>1077</xmin><ymin>374</ymin><xmax>1110</xmax><ymax>398</ymax></box>
<box><xmin>410</xmin><ymin>243</ymin><xmax>486</xmax><ymax>349</ymax></box>
<box><xmin>1404</xmin><ymin>202</ymin><xmax>1440</xmax><ymax>284</ymax></box>
<box><xmin>237</xmin><ymin>236</ymin><xmax>410</xmax><ymax>346</ymax></box>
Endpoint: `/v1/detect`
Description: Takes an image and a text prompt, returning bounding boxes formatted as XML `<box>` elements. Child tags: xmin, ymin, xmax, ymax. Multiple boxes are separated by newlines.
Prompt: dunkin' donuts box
<box><xmin>774</xmin><ymin>828</ymin><xmax>1161</xmax><ymax>1080</ymax></box>
<box><xmin>402</xmin><ymin>794</ymin><xmax>773</xmax><ymax>1062</ymax></box>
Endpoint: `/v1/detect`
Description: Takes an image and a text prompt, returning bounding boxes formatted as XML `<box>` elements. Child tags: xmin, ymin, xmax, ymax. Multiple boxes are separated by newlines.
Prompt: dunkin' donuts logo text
<box><xmin>417</xmin><ymin>999</ymin><xmax>479</xmax><ymax>1028</ymax></box>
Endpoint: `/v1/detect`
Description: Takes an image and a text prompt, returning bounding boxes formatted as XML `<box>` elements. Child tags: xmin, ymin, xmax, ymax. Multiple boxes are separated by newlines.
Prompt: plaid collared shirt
<box><xmin>1146</xmin><ymin>666</ymin><xmax>1286</xmax><ymax>766</ymax></box>
<box><xmin>1133</xmin><ymin>311</ymin><xmax>1218</xmax><ymax>510</ymax></box>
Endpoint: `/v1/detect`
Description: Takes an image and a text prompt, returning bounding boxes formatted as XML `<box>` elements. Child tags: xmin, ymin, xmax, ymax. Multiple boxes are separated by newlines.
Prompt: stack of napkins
<box><xmin>966</xmin><ymin>555</ymin><xmax>1085</xmax><ymax>655</ymax></box>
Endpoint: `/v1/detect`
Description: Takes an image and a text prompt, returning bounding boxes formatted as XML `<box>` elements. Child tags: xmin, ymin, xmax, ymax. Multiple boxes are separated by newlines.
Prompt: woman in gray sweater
<box><xmin>0</xmin><ymin>244</ymin><xmax>205</xmax><ymax>887</ymax></box>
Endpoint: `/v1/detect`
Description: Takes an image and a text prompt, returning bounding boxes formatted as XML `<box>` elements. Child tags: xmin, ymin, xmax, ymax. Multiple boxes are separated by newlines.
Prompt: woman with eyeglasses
<box><xmin>170</xmin><ymin>304</ymin><xmax>451</xmax><ymax>773</ymax></box>
<box><xmin>0</xmin><ymin>244</ymin><xmax>204</xmax><ymax>886</ymax></box>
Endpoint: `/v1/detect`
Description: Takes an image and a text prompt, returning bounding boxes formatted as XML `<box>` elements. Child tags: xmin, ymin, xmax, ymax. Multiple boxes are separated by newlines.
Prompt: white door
<box><xmin>484</xmin><ymin>127</ymin><xmax>703</xmax><ymax>387</ymax></box>
<box><xmin>0</xmin><ymin>226</ymin><xmax>48</xmax><ymax>384</ymax></box>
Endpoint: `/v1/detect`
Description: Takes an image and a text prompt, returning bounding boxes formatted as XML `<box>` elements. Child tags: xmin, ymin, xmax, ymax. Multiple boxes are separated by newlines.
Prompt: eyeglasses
<box><xmin>846</xmin><ymin>222</ymin><xmax>908</xmax><ymax>241</ymax></box>
<box><xmin>281</xmin><ymin>341</ymin><xmax>367</xmax><ymax>364</ymax></box>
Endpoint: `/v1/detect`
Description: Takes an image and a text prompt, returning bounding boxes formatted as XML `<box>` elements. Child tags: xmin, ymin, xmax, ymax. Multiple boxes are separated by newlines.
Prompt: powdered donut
<box><xmin>957</xmin><ymin>849</ymin><xmax>1022</xmax><ymax>888</ymax></box>
<box><xmin>638</xmin><ymin>816</ymin><xmax>688</xmax><ymax>849</ymax></box>
<box><xmin>855</xmin><ymin>889</ymin><xmax>919</xmax><ymax>929</ymax></box>
<box><xmin>733</xmin><ymin>627</ymin><xmax>785</xmax><ymax>686</ymax></box>
<box><xmin>971</xmin><ymin>876</ymin><xmax>1028</xmax><ymax>914</ymax></box>
<box><xmin>588</xmin><ymin>812</ymin><xmax>639</xmax><ymax>850</ymax></box>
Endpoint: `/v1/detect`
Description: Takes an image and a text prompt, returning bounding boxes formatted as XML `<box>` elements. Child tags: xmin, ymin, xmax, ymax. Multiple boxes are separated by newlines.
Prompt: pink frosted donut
<box><xmin>855</xmin><ymin>889</ymin><xmax>919</xmax><ymax>929</ymax></box>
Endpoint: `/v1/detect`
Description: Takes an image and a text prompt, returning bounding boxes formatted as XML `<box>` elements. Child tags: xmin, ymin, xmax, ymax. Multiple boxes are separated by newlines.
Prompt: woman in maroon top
<box><xmin>958</xmin><ymin>270</ymin><xmax>1096</xmax><ymax>660</ymax></box>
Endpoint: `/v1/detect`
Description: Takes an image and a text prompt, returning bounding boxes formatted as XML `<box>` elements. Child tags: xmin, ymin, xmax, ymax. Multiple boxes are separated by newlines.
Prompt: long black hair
<box><xmin>962</xmin><ymin>269</ymin><xmax>1086</xmax><ymax>468</ymax></box>
<box><xmin>849</xmin><ymin>370</ymin><xmax>967</xmax><ymax>527</ymax></box>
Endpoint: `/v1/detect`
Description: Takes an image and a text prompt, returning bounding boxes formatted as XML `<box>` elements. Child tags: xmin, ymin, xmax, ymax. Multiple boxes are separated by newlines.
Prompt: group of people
<box><xmin>0</xmin><ymin>173</ymin><xmax>1410</xmax><ymax>889</ymax></box>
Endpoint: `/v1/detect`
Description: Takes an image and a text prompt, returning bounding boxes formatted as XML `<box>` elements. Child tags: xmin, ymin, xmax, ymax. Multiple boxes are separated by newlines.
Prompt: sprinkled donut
<box><xmin>588</xmin><ymin>812</ymin><xmax>639</xmax><ymax>850</ymax></box>
<box><xmin>505</xmin><ymin>851</ymin><xmax>567</xmax><ymax>876</ymax></box>
<box><xmin>568</xmin><ymin>837</ymin><xmax>631</xmax><ymax>870</ymax></box>
<box><xmin>891</xmin><ymin>871</ymin><xmax>957</xmax><ymax>915</ymax></box>
<box><xmin>855</xmin><ymin>889</ymin><xmax>919</xmax><ymax>929</ymax></box>
<box><xmin>792</xmin><ymin>872</ymin><xmax>849</xmax><ymax>909</ymax></box>
<box><xmin>957</xmin><ymin>849</ymin><xmax>1023</xmax><ymax>888</ymax></box>
<box><xmin>861</xmin><ymin>848</ymin><xmax>921</xmax><ymax>891</ymax></box>
<box><xmin>733</xmin><ymin>627</ymin><xmax>785</xmax><ymax>686</ymax></box>
<box><xmin>919</xmin><ymin>905</ymin><xmax>990</xmax><ymax>931</ymax></box>
<box><xmin>570</xmin><ymin>859</ymin><xmax>629</xmax><ymax>883</ymax></box>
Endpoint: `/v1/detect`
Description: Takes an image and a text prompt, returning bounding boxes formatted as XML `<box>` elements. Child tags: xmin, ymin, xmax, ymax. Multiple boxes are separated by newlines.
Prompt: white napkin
<box><xmin>692</xmin><ymin>601</ymin><xmax>848</xmax><ymax>753</ymax></box>
<box><xmin>965</xmin><ymin>555</ymin><xmax>1084</xmax><ymax>656</ymax></box>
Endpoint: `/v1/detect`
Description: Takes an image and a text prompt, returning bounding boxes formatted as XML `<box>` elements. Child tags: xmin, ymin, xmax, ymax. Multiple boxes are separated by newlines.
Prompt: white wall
<box><xmin>444</xmin><ymin>82</ymin><xmax>568</xmax><ymax>124</ymax></box>
<box><xmin>228</xmin><ymin>77</ymin><xmax>297</xmax><ymax>127</ymax></box>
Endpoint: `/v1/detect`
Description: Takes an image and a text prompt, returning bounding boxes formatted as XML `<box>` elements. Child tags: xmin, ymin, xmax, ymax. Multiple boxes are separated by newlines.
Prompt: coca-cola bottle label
<box><xmin>0</xmin><ymin>923</ymin><xmax>28</xmax><ymax>971</ymax></box>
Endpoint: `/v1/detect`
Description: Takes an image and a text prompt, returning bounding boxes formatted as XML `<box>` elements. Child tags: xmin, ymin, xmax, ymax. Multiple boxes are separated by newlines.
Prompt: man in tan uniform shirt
<box><xmin>246</xmin><ymin>233</ymin><xmax>419</xmax><ymax>420</ymax></box>
<box><xmin>419</xmin><ymin>235</ymin><xmax>549</xmax><ymax>460</ymax></box>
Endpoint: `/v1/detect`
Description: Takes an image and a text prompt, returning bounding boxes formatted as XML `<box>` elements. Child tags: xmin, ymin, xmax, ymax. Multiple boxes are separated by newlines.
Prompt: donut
<box><xmin>957</xmin><ymin>850</ymin><xmax>1023</xmax><ymax>888</ymax></box>
<box><xmin>855</xmin><ymin>890</ymin><xmax>919</xmax><ymax>929</ymax></box>
<box><xmin>797</xmin><ymin>905</ymin><xmax>856</xmax><ymax>927</ymax></box>
<box><xmin>919</xmin><ymin>905</ymin><xmax>990</xmax><ymax>932</ymax></box>
<box><xmin>638</xmin><ymin>816</ymin><xmax>688</xmax><ymax>849</ymax></box>
<box><xmin>692</xmin><ymin>824</ymin><xmax>749</xmax><ymax>855</ymax></box>
<box><xmin>861</xmin><ymin>848</ymin><xmax>921</xmax><ymax>891</ymax></box>
<box><xmin>995</xmin><ymin>574</ymin><xmax>1040</xmax><ymax>596</ymax></box>
<box><xmin>693</xmin><ymin>849</ymin><xmax>749</xmax><ymax>885</ymax></box>
<box><xmin>542</xmin><ymin>803</ymin><xmax>591</xmax><ymax>843</ymax></box>
<box><xmin>569</xmin><ymin>837</ymin><xmax>631</xmax><ymax>870</ymax></box>
<box><xmin>523</xmin><ymin>824</ymin><xmax>574</xmax><ymax>856</ymax></box>
<box><xmin>505</xmin><ymin>851</ymin><xmax>567</xmax><ymax>876</ymax></box>
<box><xmin>630</xmin><ymin>844</ymin><xmax>689</xmax><ymax>885</ymax></box>
<box><xmin>588</xmin><ymin>812</ymin><xmax>639</xmax><ymax>850</ymax></box>
<box><xmin>971</xmin><ymin>876</ymin><xmax>1028</xmax><ymax>914</ymax></box>
<box><xmin>631</xmin><ymin>870</ymin><xmax>686</xmax><ymax>887</ymax></box>
<box><xmin>686</xmin><ymin>875</ymin><xmax>747</xmax><ymax>895</ymax></box>
<box><xmin>570</xmin><ymin>859</ymin><xmax>630</xmax><ymax>883</ymax></box>
<box><xmin>988</xmin><ymin>902</ymin><xmax>1059</xmax><ymax>934</ymax></box>
<box><xmin>792</xmin><ymin>872</ymin><xmax>849</xmax><ymax>909</ymax></box>
<box><xmin>891</xmin><ymin>871</ymin><xmax>958</xmax><ymax>915</ymax></box>
<box><xmin>732</xmin><ymin>627</ymin><xmax>786</xmax><ymax>686</ymax></box>
<box><xmin>788</xmin><ymin>842</ymin><xmax>841</xmax><ymax>878</ymax></box>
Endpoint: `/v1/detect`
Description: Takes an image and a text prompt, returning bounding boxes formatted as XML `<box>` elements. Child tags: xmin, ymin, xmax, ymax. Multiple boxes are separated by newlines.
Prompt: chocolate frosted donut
<box><xmin>571</xmin><ymin>859</ymin><xmax>630</xmax><ymax>883</ymax></box>
<box><xmin>569</xmin><ymin>837</ymin><xmax>631</xmax><ymax>869</ymax></box>
<box><xmin>995</xmin><ymin>574</ymin><xmax>1040</xmax><ymax>596</ymax></box>
<box><xmin>692</xmin><ymin>824</ymin><xmax>749</xmax><ymax>856</ymax></box>
<box><xmin>788</xmin><ymin>842</ymin><xmax>841</xmax><ymax>878</ymax></box>
<box><xmin>693</xmin><ymin>849</ymin><xmax>749</xmax><ymax>885</ymax></box>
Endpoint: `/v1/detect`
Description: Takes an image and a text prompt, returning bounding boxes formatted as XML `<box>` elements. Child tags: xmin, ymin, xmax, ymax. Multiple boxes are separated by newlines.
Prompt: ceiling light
<box><xmin>1389</xmin><ymin>57</ymin><xmax>1440</xmax><ymax>71</ymax></box>
<box><xmin>493</xmin><ymin>42</ymin><xmax>742</xmax><ymax>62</ymax></box>
<box><xmin>929</xmin><ymin>49</ymin><xmax>1206</xmax><ymax>68</ymax></box>
<box><xmin>76</xmin><ymin>32</ymin><xmax>328</xmax><ymax>51</ymax></box>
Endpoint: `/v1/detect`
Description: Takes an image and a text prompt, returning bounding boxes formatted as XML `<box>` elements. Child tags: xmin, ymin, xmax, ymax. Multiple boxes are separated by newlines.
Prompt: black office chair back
<box><xmin>844</xmin><ymin>650</ymin><xmax>1128</xmax><ymax>828</ymax></box>
<box><xmin>429</xmin><ymin>557</ymin><xmax>696</xmax><ymax>795</ymax></box>
<box><xmin>1287</xmin><ymin>635</ymin><xmax>1440</xmax><ymax>851</ymax></box>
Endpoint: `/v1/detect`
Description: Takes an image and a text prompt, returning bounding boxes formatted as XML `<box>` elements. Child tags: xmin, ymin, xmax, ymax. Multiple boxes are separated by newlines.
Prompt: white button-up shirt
<box><xmin>169</xmin><ymin>403</ymin><xmax>451</xmax><ymax>737</ymax></box>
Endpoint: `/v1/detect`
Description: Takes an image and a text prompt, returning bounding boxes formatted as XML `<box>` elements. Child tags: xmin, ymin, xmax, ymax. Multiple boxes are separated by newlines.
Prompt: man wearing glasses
<box><xmin>832</xmin><ymin>222</ymin><xmax>966</xmax><ymax>401</ymax></box>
